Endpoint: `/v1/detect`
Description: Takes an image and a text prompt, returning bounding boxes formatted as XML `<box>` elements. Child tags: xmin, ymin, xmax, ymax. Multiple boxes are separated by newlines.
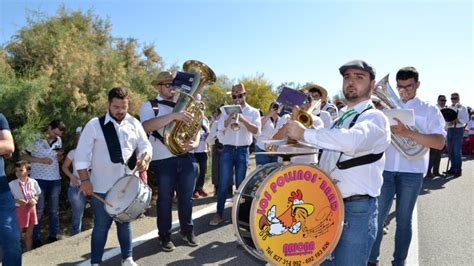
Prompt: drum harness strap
<box><xmin>98</xmin><ymin>115</ymin><xmax>136</xmax><ymax>169</ymax></box>
<box><xmin>331</xmin><ymin>106</ymin><xmax>384</xmax><ymax>170</ymax></box>
<box><xmin>148</xmin><ymin>99</ymin><xmax>176</xmax><ymax>144</ymax></box>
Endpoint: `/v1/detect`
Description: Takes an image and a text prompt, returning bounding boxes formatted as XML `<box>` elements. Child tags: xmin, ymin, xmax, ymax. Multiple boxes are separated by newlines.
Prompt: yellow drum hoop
<box><xmin>248</xmin><ymin>163</ymin><xmax>344</xmax><ymax>265</ymax></box>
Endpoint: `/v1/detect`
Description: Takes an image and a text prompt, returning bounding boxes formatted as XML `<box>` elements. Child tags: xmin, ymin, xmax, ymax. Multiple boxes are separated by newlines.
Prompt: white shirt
<box><xmin>384</xmin><ymin>97</ymin><xmax>446</xmax><ymax>175</ymax></box>
<box><xmin>74</xmin><ymin>113</ymin><xmax>152</xmax><ymax>193</ymax></box>
<box><xmin>313</xmin><ymin>109</ymin><xmax>333</xmax><ymax>128</ymax></box>
<box><xmin>193</xmin><ymin>119</ymin><xmax>209</xmax><ymax>153</ymax></box>
<box><xmin>217</xmin><ymin>103</ymin><xmax>261</xmax><ymax>146</ymax></box>
<box><xmin>322</xmin><ymin>102</ymin><xmax>339</xmax><ymax>119</ymax></box>
<box><xmin>26</xmin><ymin>136</ymin><xmax>62</xmax><ymax>181</ymax></box>
<box><xmin>66</xmin><ymin>149</ymin><xmax>80</xmax><ymax>186</ymax></box>
<box><xmin>303</xmin><ymin>100</ymin><xmax>391</xmax><ymax>198</ymax></box>
<box><xmin>467</xmin><ymin>120</ymin><xmax>474</xmax><ymax>135</ymax></box>
<box><xmin>9</xmin><ymin>178</ymin><xmax>41</xmax><ymax>204</ymax></box>
<box><xmin>274</xmin><ymin>113</ymin><xmax>323</xmax><ymax>164</ymax></box>
<box><xmin>206</xmin><ymin>116</ymin><xmax>223</xmax><ymax>145</ymax></box>
<box><xmin>139</xmin><ymin>96</ymin><xmax>175</xmax><ymax>160</ymax></box>
<box><xmin>447</xmin><ymin>103</ymin><xmax>469</xmax><ymax>128</ymax></box>
<box><xmin>255</xmin><ymin>117</ymin><xmax>277</xmax><ymax>150</ymax></box>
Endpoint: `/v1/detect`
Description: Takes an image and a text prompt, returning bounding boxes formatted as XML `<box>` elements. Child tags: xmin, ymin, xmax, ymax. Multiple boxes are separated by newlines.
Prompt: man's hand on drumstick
<box><xmin>78</xmin><ymin>169</ymin><xmax>93</xmax><ymax>196</ymax></box>
<box><xmin>136</xmin><ymin>152</ymin><xmax>150</xmax><ymax>172</ymax></box>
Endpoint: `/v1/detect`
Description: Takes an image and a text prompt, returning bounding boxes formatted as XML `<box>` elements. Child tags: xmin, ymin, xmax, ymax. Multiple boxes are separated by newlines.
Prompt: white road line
<box><xmin>406</xmin><ymin>203</ymin><xmax>419</xmax><ymax>266</ymax></box>
<box><xmin>77</xmin><ymin>203</ymin><xmax>220</xmax><ymax>265</ymax></box>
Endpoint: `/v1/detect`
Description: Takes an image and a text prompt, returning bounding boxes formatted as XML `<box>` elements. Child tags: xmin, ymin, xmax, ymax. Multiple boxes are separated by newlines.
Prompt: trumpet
<box><xmin>230</xmin><ymin>113</ymin><xmax>240</xmax><ymax>131</ymax></box>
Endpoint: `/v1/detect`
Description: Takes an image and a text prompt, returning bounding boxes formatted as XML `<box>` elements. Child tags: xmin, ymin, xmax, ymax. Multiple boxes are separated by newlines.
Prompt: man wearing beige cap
<box><xmin>209</xmin><ymin>83</ymin><xmax>261</xmax><ymax>226</ymax></box>
<box><xmin>140</xmin><ymin>71</ymin><xmax>200</xmax><ymax>252</ymax></box>
<box><xmin>305</xmin><ymin>84</ymin><xmax>333</xmax><ymax>128</ymax></box>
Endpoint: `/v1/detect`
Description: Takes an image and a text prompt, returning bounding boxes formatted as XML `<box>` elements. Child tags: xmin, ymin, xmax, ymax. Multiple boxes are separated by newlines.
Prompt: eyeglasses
<box><xmin>232</xmin><ymin>93</ymin><xmax>245</xmax><ymax>99</ymax></box>
<box><xmin>451</xmin><ymin>97</ymin><xmax>459</xmax><ymax>100</ymax></box>
<box><xmin>159</xmin><ymin>83</ymin><xmax>172</xmax><ymax>88</ymax></box>
<box><xmin>439</xmin><ymin>99</ymin><xmax>446</xmax><ymax>102</ymax></box>
<box><xmin>396</xmin><ymin>83</ymin><xmax>416</xmax><ymax>90</ymax></box>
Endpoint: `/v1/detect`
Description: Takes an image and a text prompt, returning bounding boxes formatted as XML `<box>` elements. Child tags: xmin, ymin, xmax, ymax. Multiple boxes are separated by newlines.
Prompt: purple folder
<box><xmin>276</xmin><ymin>87</ymin><xmax>307</xmax><ymax>107</ymax></box>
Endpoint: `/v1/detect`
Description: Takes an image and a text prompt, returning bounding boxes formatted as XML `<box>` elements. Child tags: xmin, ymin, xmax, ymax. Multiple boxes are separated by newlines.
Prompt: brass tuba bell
<box><xmin>373</xmin><ymin>74</ymin><xmax>428</xmax><ymax>160</ymax></box>
<box><xmin>163</xmin><ymin>60</ymin><xmax>216</xmax><ymax>156</ymax></box>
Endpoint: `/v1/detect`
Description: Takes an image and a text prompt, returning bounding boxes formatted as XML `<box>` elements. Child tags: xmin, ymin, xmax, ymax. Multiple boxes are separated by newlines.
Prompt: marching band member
<box><xmin>273</xmin><ymin>94</ymin><xmax>323</xmax><ymax>164</ymax></box>
<box><xmin>209</xmin><ymin>83</ymin><xmax>261</xmax><ymax>226</ymax></box>
<box><xmin>254</xmin><ymin>102</ymin><xmax>279</xmax><ymax>165</ymax></box>
<box><xmin>286</xmin><ymin>60</ymin><xmax>391</xmax><ymax>265</ymax></box>
<box><xmin>76</xmin><ymin>87</ymin><xmax>151</xmax><ymax>266</ymax></box>
<box><xmin>305</xmin><ymin>84</ymin><xmax>334</xmax><ymax>128</ymax></box>
<box><xmin>369</xmin><ymin>67</ymin><xmax>446</xmax><ymax>266</ymax></box>
<box><xmin>426</xmin><ymin>94</ymin><xmax>447</xmax><ymax>178</ymax></box>
<box><xmin>140</xmin><ymin>71</ymin><xmax>199</xmax><ymax>252</ymax></box>
<box><xmin>445</xmin><ymin>92</ymin><xmax>469</xmax><ymax>177</ymax></box>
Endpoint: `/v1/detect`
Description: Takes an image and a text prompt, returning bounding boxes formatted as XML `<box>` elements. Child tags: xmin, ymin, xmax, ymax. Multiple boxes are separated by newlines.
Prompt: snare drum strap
<box><xmin>99</xmin><ymin>115</ymin><xmax>124</xmax><ymax>164</ymax></box>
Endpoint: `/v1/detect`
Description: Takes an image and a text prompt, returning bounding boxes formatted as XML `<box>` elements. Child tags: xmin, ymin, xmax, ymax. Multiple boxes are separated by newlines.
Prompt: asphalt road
<box><xmin>15</xmin><ymin>156</ymin><xmax>474</xmax><ymax>265</ymax></box>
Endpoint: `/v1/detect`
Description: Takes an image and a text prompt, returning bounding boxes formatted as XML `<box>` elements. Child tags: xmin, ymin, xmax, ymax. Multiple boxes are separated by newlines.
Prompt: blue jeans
<box><xmin>67</xmin><ymin>186</ymin><xmax>86</xmax><ymax>235</ymax></box>
<box><xmin>91</xmin><ymin>192</ymin><xmax>132</xmax><ymax>264</ymax></box>
<box><xmin>255</xmin><ymin>145</ymin><xmax>278</xmax><ymax>166</ymax></box>
<box><xmin>369</xmin><ymin>171</ymin><xmax>423</xmax><ymax>266</ymax></box>
<box><xmin>0</xmin><ymin>190</ymin><xmax>22</xmax><ymax>266</ymax></box>
<box><xmin>193</xmin><ymin>152</ymin><xmax>208</xmax><ymax>191</ymax></box>
<box><xmin>216</xmin><ymin>145</ymin><xmax>249</xmax><ymax>216</ymax></box>
<box><xmin>151</xmin><ymin>154</ymin><xmax>197</xmax><ymax>237</ymax></box>
<box><xmin>322</xmin><ymin>197</ymin><xmax>377</xmax><ymax>266</ymax></box>
<box><xmin>33</xmin><ymin>179</ymin><xmax>61</xmax><ymax>241</ymax></box>
<box><xmin>447</xmin><ymin>127</ymin><xmax>464</xmax><ymax>174</ymax></box>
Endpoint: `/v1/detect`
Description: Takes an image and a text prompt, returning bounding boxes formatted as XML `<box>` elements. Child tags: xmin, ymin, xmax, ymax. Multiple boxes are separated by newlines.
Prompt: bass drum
<box><xmin>232</xmin><ymin>163</ymin><xmax>344</xmax><ymax>265</ymax></box>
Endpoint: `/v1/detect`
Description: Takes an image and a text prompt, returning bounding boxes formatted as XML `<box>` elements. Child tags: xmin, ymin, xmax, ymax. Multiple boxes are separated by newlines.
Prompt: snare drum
<box><xmin>232</xmin><ymin>163</ymin><xmax>344</xmax><ymax>265</ymax></box>
<box><xmin>105</xmin><ymin>175</ymin><xmax>152</xmax><ymax>223</ymax></box>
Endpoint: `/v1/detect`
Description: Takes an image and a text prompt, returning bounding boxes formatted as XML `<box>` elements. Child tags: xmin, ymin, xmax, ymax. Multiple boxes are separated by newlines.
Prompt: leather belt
<box><xmin>343</xmin><ymin>194</ymin><xmax>373</xmax><ymax>202</ymax></box>
<box><xmin>224</xmin><ymin>145</ymin><xmax>249</xmax><ymax>149</ymax></box>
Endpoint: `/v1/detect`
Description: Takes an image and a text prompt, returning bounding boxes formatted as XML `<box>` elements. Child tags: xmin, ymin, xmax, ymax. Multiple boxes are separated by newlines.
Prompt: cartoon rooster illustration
<box><xmin>259</xmin><ymin>189</ymin><xmax>314</xmax><ymax>237</ymax></box>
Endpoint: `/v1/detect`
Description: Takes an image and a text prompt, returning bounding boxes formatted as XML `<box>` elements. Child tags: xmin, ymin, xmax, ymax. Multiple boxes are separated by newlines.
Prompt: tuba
<box><xmin>373</xmin><ymin>74</ymin><xmax>428</xmax><ymax>160</ymax></box>
<box><xmin>163</xmin><ymin>60</ymin><xmax>216</xmax><ymax>156</ymax></box>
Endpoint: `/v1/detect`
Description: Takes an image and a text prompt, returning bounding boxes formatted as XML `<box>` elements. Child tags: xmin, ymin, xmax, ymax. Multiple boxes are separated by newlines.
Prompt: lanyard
<box><xmin>333</xmin><ymin>109</ymin><xmax>357</xmax><ymax>128</ymax></box>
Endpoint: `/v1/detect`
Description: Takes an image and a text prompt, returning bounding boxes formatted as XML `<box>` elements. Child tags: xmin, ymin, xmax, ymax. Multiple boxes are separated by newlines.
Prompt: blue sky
<box><xmin>1</xmin><ymin>0</ymin><xmax>473</xmax><ymax>108</ymax></box>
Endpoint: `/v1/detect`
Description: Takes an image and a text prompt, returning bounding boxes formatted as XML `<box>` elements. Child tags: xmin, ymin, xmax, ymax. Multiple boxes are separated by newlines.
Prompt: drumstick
<box><xmin>76</xmin><ymin>188</ymin><xmax>113</xmax><ymax>208</ymax></box>
<box><xmin>121</xmin><ymin>152</ymin><xmax>147</xmax><ymax>194</ymax></box>
<box><xmin>92</xmin><ymin>192</ymin><xmax>113</xmax><ymax>208</ymax></box>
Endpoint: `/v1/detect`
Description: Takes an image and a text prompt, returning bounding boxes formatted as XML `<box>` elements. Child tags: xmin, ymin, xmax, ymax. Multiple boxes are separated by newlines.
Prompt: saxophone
<box><xmin>163</xmin><ymin>60</ymin><xmax>216</xmax><ymax>156</ymax></box>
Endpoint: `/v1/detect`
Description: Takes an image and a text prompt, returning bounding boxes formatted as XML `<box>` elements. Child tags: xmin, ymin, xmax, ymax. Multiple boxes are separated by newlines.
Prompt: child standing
<box><xmin>8</xmin><ymin>160</ymin><xmax>41</xmax><ymax>251</ymax></box>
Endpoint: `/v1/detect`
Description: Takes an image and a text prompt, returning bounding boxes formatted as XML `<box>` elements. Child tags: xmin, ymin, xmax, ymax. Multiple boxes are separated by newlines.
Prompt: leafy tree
<box><xmin>1</xmin><ymin>7</ymin><xmax>165</xmax><ymax>154</ymax></box>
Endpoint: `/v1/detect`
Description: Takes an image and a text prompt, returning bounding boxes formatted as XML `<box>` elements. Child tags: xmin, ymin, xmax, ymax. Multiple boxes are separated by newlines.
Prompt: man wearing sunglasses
<box><xmin>140</xmin><ymin>71</ymin><xmax>200</xmax><ymax>252</ymax></box>
<box><xmin>22</xmin><ymin>119</ymin><xmax>66</xmax><ymax>248</ymax></box>
<box><xmin>446</xmin><ymin>92</ymin><xmax>469</xmax><ymax>177</ymax></box>
<box><xmin>209</xmin><ymin>83</ymin><xmax>261</xmax><ymax>226</ymax></box>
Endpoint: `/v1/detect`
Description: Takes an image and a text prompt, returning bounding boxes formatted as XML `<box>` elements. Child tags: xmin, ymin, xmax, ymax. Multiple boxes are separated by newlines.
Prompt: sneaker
<box><xmin>209</xmin><ymin>214</ymin><xmax>223</xmax><ymax>226</ymax></box>
<box><xmin>197</xmin><ymin>189</ymin><xmax>208</xmax><ymax>197</ymax></box>
<box><xmin>181</xmin><ymin>232</ymin><xmax>200</xmax><ymax>247</ymax></box>
<box><xmin>192</xmin><ymin>191</ymin><xmax>200</xmax><ymax>199</ymax></box>
<box><xmin>383</xmin><ymin>226</ymin><xmax>389</xmax><ymax>235</ymax></box>
<box><xmin>122</xmin><ymin>257</ymin><xmax>138</xmax><ymax>266</ymax></box>
<box><xmin>159</xmin><ymin>235</ymin><xmax>175</xmax><ymax>252</ymax></box>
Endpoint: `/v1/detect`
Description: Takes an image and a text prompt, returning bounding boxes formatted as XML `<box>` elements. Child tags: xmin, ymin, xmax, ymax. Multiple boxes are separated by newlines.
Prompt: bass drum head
<box><xmin>105</xmin><ymin>175</ymin><xmax>139</xmax><ymax>216</ymax></box>
<box><xmin>232</xmin><ymin>162</ymin><xmax>282</xmax><ymax>261</ymax></box>
<box><xmin>249</xmin><ymin>164</ymin><xmax>344</xmax><ymax>265</ymax></box>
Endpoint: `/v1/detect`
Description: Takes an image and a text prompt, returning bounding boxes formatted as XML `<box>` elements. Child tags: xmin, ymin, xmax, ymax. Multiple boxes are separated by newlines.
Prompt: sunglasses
<box><xmin>451</xmin><ymin>97</ymin><xmax>459</xmax><ymax>100</ymax></box>
<box><xmin>232</xmin><ymin>93</ymin><xmax>245</xmax><ymax>99</ymax></box>
<box><xmin>439</xmin><ymin>99</ymin><xmax>446</xmax><ymax>102</ymax></box>
<box><xmin>159</xmin><ymin>83</ymin><xmax>173</xmax><ymax>88</ymax></box>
